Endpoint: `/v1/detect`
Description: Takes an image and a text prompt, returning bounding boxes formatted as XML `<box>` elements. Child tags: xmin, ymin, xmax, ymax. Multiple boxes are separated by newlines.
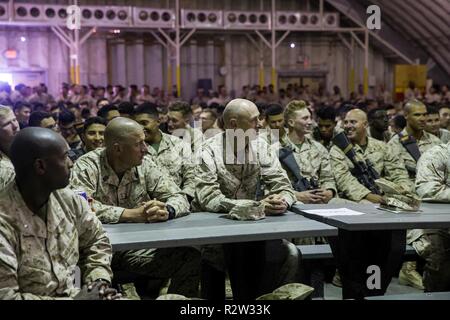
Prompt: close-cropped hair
<box><xmin>284</xmin><ymin>100</ymin><xmax>308</xmax><ymax>124</ymax></box>
<box><xmin>168</xmin><ymin>101</ymin><xmax>191</xmax><ymax>117</ymax></box>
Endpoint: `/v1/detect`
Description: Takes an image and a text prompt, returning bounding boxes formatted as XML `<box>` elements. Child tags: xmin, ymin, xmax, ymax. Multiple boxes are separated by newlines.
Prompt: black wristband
<box><xmin>166</xmin><ymin>204</ymin><xmax>176</xmax><ymax>220</ymax></box>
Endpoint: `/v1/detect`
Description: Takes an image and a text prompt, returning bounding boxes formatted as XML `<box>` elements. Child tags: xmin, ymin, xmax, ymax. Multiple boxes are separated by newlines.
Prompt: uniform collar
<box><xmin>99</xmin><ymin>149</ymin><xmax>140</xmax><ymax>187</ymax></box>
<box><xmin>285</xmin><ymin>135</ymin><xmax>312</xmax><ymax>153</ymax></box>
<box><xmin>0</xmin><ymin>149</ymin><xmax>9</xmax><ymax>161</ymax></box>
<box><xmin>9</xmin><ymin>182</ymin><xmax>63</xmax><ymax>237</ymax></box>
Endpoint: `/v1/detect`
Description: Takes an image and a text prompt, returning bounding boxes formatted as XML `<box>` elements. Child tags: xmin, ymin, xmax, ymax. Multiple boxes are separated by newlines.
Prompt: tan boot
<box><xmin>121</xmin><ymin>283</ymin><xmax>141</xmax><ymax>300</ymax></box>
<box><xmin>399</xmin><ymin>261</ymin><xmax>424</xmax><ymax>290</ymax></box>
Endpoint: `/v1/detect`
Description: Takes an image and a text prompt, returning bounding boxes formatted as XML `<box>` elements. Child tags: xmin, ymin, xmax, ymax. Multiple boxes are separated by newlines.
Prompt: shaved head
<box><xmin>104</xmin><ymin>117</ymin><xmax>144</xmax><ymax>148</ymax></box>
<box><xmin>104</xmin><ymin>117</ymin><xmax>148</xmax><ymax>170</ymax></box>
<box><xmin>223</xmin><ymin>99</ymin><xmax>259</xmax><ymax>129</ymax></box>
<box><xmin>404</xmin><ymin>99</ymin><xmax>426</xmax><ymax>115</ymax></box>
<box><xmin>404</xmin><ymin>99</ymin><xmax>427</xmax><ymax>131</ymax></box>
<box><xmin>346</xmin><ymin>109</ymin><xmax>368</xmax><ymax>122</ymax></box>
<box><xmin>10</xmin><ymin>127</ymin><xmax>71</xmax><ymax>190</ymax></box>
<box><xmin>344</xmin><ymin>109</ymin><xmax>368</xmax><ymax>144</ymax></box>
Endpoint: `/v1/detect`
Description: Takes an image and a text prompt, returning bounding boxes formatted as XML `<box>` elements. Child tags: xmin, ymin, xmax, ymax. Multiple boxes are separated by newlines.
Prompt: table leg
<box><xmin>200</xmin><ymin>260</ymin><xmax>226</xmax><ymax>300</ymax></box>
<box><xmin>329</xmin><ymin>229</ymin><xmax>406</xmax><ymax>299</ymax></box>
<box><xmin>223</xmin><ymin>240</ymin><xmax>286</xmax><ymax>300</ymax></box>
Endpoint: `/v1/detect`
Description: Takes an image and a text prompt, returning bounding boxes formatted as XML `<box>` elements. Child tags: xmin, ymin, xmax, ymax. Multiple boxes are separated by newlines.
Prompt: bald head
<box><xmin>223</xmin><ymin>99</ymin><xmax>259</xmax><ymax>130</ymax></box>
<box><xmin>346</xmin><ymin>109</ymin><xmax>368</xmax><ymax>122</ymax></box>
<box><xmin>343</xmin><ymin>109</ymin><xmax>368</xmax><ymax>144</ymax></box>
<box><xmin>104</xmin><ymin>117</ymin><xmax>144</xmax><ymax>148</ymax></box>
<box><xmin>10</xmin><ymin>127</ymin><xmax>67</xmax><ymax>175</ymax></box>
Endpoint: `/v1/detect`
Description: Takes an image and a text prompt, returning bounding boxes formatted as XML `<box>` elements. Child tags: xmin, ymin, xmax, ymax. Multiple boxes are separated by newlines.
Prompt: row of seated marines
<box><xmin>0</xmin><ymin>98</ymin><xmax>449</xmax><ymax>300</ymax></box>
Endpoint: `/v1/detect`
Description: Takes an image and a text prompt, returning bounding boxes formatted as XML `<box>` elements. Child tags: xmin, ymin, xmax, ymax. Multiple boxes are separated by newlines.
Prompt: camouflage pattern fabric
<box><xmin>0</xmin><ymin>182</ymin><xmax>113</xmax><ymax>300</ymax></box>
<box><xmin>70</xmin><ymin>148</ymin><xmax>190</xmax><ymax>224</ymax></box>
<box><xmin>330</xmin><ymin>136</ymin><xmax>413</xmax><ymax>202</ymax></box>
<box><xmin>146</xmin><ymin>130</ymin><xmax>196</xmax><ymax>199</ymax></box>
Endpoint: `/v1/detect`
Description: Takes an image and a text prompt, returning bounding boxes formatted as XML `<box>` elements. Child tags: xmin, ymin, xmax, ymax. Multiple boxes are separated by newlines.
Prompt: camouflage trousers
<box><xmin>411</xmin><ymin>229</ymin><xmax>450</xmax><ymax>292</ymax></box>
<box><xmin>112</xmin><ymin>247</ymin><xmax>201</xmax><ymax>297</ymax></box>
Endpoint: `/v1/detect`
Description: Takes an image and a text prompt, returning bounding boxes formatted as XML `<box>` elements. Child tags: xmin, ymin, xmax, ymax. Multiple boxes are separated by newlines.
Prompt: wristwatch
<box><xmin>166</xmin><ymin>204</ymin><xmax>176</xmax><ymax>220</ymax></box>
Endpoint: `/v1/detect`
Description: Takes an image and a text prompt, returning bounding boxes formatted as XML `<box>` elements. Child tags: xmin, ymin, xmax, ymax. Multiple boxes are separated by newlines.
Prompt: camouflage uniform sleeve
<box><xmin>0</xmin><ymin>168</ymin><xmax>14</xmax><ymax>191</ymax></box>
<box><xmin>260</xmin><ymin>150</ymin><xmax>297</xmax><ymax>207</ymax></box>
<box><xmin>387</xmin><ymin>136</ymin><xmax>416</xmax><ymax>174</ymax></box>
<box><xmin>194</xmin><ymin>147</ymin><xmax>242</xmax><ymax>212</ymax></box>
<box><xmin>180</xmin><ymin>141</ymin><xmax>196</xmax><ymax>200</ymax></box>
<box><xmin>181</xmin><ymin>162</ymin><xmax>196</xmax><ymax>200</ymax></box>
<box><xmin>144</xmin><ymin>163</ymin><xmax>190</xmax><ymax>218</ymax></box>
<box><xmin>0</xmin><ymin>217</ymin><xmax>71</xmax><ymax>300</ymax></box>
<box><xmin>74</xmin><ymin>194</ymin><xmax>113</xmax><ymax>284</ymax></box>
<box><xmin>316</xmin><ymin>144</ymin><xmax>337</xmax><ymax>194</ymax></box>
<box><xmin>415</xmin><ymin>146</ymin><xmax>450</xmax><ymax>201</ymax></box>
<box><xmin>382</xmin><ymin>143</ymin><xmax>414</xmax><ymax>192</ymax></box>
<box><xmin>329</xmin><ymin>146</ymin><xmax>371</xmax><ymax>201</ymax></box>
<box><xmin>70</xmin><ymin>158</ymin><xmax>124</xmax><ymax>224</ymax></box>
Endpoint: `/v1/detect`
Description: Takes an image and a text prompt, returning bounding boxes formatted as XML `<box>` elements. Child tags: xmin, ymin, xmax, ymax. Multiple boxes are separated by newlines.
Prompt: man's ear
<box><xmin>80</xmin><ymin>133</ymin><xmax>86</xmax><ymax>144</ymax></box>
<box><xmin>229</xmin><ymin>118</ymin><xmax>238</xmax><ymax>129</ymax></box>
<box><xmin>287</xmin><ymin>118</ymin><xmax>294</xmax><ymax>129</ymax></box>
<box><xmin>34</xmin><ymin>158</ymin><xmax>46</xmax><ymax>176</ymax></box>
<box><xmin>112</xmin><ymin>142</ymin><xmax>121</xmax><ymax>153</ymax></box>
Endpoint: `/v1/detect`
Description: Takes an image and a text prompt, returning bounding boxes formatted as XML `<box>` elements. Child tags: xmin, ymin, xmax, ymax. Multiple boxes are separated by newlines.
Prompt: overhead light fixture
<box><xmin>290</xmin><ymin>43</ymin><xmax>295</xmax><ymax>49</ymax></box>
<box><xmin>20</xmin><ymin>36</ymin><xmax>26</xmax><ymax>42</ymax></box>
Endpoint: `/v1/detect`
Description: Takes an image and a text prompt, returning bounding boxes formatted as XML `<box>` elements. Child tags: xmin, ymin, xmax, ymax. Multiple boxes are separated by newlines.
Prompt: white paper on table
<box><xmin>301</xmin><ymin>208</ymin><xmax>366</xmax><ymax>217</ymax></box>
